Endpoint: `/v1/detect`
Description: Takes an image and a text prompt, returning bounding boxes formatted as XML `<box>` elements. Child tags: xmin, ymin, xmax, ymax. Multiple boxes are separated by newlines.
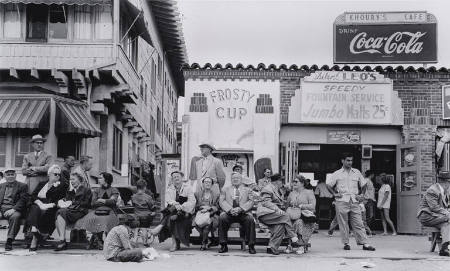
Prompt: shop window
<box><xmin>3</xmin><ymin>3</ymin><xmax>23</xmax><ymax>39</ymax></box>
<box><xmin>14</xmin><ymin>134</ymin><xmax>32</xmax><ymax>168</ymax></box>
<box><xmin>0</xmin><ymin>132</ymin><xmax>6</xmax><ymax>167</ymax></box>
<box><xmin>94</xmin><ymin>5</ymin><xmax>112</xmax><ymax>40</ymax></box>
<box><xmin>112</xmin><ymin>125</ymin><xmax>123</xmax><ymax>171</ymax></box>
<box><xmin>74</xmin><ymin>5</ymin><xmax>92</xmax><ymax>40</ymax></box>
<box><xmin>26</xmin><ymin>4</ymin><xmax>48</xmax><ymax>41</ymax></box>
<box><xmin>57</xmin><ymin>134</ymin><xmax>81</xmax><ymax>160</ymax></box>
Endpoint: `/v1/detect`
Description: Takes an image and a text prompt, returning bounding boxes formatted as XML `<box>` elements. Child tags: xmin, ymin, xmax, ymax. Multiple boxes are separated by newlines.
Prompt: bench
<box><xmin>424</xmin><ymin>226</ymin><xmax>442</xmax><ymax>252</ymax></box>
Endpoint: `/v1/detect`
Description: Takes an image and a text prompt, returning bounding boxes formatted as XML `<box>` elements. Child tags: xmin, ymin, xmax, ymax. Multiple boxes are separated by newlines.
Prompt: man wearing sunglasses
<box><xmin>0</xmin><ymin>168</ymin><xmax>29</xmax><ymax>251</ymax></box>
<box><xmin>21</xmin><ymin>134</ymin><xmax>53</xmax><ymax>193</ymax></box>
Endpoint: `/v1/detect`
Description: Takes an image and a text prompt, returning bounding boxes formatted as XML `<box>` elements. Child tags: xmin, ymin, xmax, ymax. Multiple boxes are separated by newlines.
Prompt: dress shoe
<box><xmin>200</xmin><ymin>244</ymin><xmax>207</xmax><ymax>251</ymax></box>
<box><xmin>439</xmin><ymin>249</ymin><xmax>450</xmax><ymax>256</ymax></box>
<box><xmin>54</xmin><ymin>241</ymin><xmax>67</xmax><ymax>251</ymax></box>
<box><xmin>343</xmin><ymin>244</ymin><xmax>351</xmax><ymax>250</ymax></box>
<box><xmin>207</xmin><ymin>238</ymin><xmax>219</xmax><ymax>248</ymax></box>
<box><xmin>362</xmin><ymin>244</ymin><xmax>376</xmax><ymax>251</ymax></box>
<box><xmin>266</xmin><ymin>247</ymin><xmax>280</xmax><ymax>255</ymax></box>
<box><xmin>218</xmin><ymin>244</ymin><xmax>228</xmax><ymax>253</ymax></box>
<box><xmin>29</xmin><ymin>246</ymin><xmax>38</xmax><ymax>252</ymax></box>
<box><xmin>4</xmin><ymin>238</ymin><xmax>13</xmax><ymax>251</ymax></box>
<box><xmin>248</xmin><ymin>245</ymin><xmax>256</xmax><ymax>254</ymax></box>
<box><xmin>86</xmin><ymin>236</ymin><xmax>97</xmax><ymax>250</ymax></box>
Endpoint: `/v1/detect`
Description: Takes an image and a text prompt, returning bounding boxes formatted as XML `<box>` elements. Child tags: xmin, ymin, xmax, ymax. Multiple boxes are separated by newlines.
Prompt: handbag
<box><xmin>300</xmin><ymin>210</ymin><xmax>317</xmax><ymax>223</ymax></box>
<box><xmin>94</xmin><ymin>206</ymin><xmax>111</xmax><ymax>216</ymax></box>
<box><xmin>194</xmin><ymin>211</ymin><xmax>211</xmax><ymax>227</ymax></box>
<box><xmin>286</xmin><ymin>207</ymin><xmax>302</xmax><ymax>220</ymax></box>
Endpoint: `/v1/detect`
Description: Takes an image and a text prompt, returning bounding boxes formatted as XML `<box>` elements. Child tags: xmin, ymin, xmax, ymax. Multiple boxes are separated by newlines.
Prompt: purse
<box><xmin>300</xmin><ymin>210</ymin><xmax>317</xmax><ymax>223</ymax></box>
<box><xmin>286</xmin><ymin>207</ymin><xmax>302</xmax><ymax>220</ymax></box>
<box><xmin>194</xmin><ymin>211</ymin><xmax>211</xmax><ymax>228</ymax></box>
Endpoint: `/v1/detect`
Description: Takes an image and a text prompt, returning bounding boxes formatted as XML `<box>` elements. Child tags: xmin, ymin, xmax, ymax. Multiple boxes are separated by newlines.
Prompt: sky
<box><xmin>176</xmin><ymin>0</ymin><xmax>450</xmax><ymax>117</ymax></box>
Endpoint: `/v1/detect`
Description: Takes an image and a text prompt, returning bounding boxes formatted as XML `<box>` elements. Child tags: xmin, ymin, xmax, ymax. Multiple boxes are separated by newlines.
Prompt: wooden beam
<box><xmin>72</xmin><ymin>69</ymin><xmax>87</xmax><ymax>98</ymax></box>
<box><xmin>136</xmin><ymin>132</ymin><xmax>146</xmax><ymax>139</ymax></box>
<box><xmin>9</xmin><ymin>67</ymin><xmax>18</xmax><ymax>79</ymax></box>
<box><xmin>31</xmin><ymin>68</ymin><xmax>39</xmax><ymax>80</ymax></box>
<box><xmin>90</xmin><ymin>102</ymin><xmax>109</xmax><ymax>115</ymax></box>
<box><xmin>124</xmin><ymin>121</ymin><xmax>138</xmax><ymax>128</ymax></box>
<box><xmin>130</xmin><ymin>126</ymin><xmax>144</xmax><ymax>134</ymax></box>
<box><xmin>53</xmin><ymin>70</ymin><xmax>69</xmax><ymax>94</ymax></box>
<box><xmin>120</xmin><ymin>114</ymin><xmax>133</xmax><ymax>121</ymax></box>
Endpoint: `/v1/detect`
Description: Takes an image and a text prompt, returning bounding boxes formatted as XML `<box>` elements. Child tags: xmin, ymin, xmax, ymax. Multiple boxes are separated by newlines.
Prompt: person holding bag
<box><xmin>286</xmin><ymin>174</ymin><xmax>316</xmax><ymax>252</ymax></box>
<box><xmin>193</xmin><ymin>177</ymin><xmax>220</xmax><ymax>250</ymax></box>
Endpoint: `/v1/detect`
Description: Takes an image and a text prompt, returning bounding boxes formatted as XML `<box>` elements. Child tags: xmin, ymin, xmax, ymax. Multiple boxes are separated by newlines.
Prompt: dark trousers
<box><xmin>1</xmin><ymin>209</ymin><xmax>22</xmax><ymax>240</ymax></box>
<box><xmin>218</xmin><ymin>212</ymin><xmax>256</xmax><ymax>245</ymax></box>
<box><xmin>365</xmin><ymin>200</ymin><xmax>375</xmax><ymax>227</ymax></box>
<box><xmin>110</xmin><ymin>248</ymin><xmax>144</xmax><ymax>262</ymax></box>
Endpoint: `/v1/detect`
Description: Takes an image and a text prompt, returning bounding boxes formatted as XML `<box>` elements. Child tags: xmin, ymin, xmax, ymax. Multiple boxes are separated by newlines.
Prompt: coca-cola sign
<box><xmin>334</xmin><ymin>12</ymin><xmax>437</xmax><ymax>63</ymax></box>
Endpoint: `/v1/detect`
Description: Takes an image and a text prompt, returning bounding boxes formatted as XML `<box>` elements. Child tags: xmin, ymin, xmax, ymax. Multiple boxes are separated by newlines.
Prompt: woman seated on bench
<box><xmin>286</xmin><ymin>174</ymin><xmax>316</xmax><ymax>253</ymax></box>
<box><xmin>193</xmin><ymin>177</ymin><xmax>219</xmax><ymax>250</ymax></box>
<box><xmin>54</xmin><ymin>172</ymin><xmax>92</xmax><ymax>251</ymax></box>
<box><xmin>76</xmin><ymin>172</ymin><xmax>120</xmax><ymax>250</ymax></box>
<box><xmin>27</xmin><ymin>165</ymin><xmax>69</xmax><ymax>251</ymax></box>
<box><xmin>147</xmin><ymin>171</ymin><xmax>196</xmax><ymax>252</ymax></box>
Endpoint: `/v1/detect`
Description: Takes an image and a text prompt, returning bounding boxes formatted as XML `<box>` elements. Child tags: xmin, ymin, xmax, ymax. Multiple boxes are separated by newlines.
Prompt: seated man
<box><xmin>418</xmin><ymin>171</ymin><xmax>450</xmax><ymax>257</ymax></box>
<box><xmin>0</xmin><ymin>168</ymin><xmax>29</xmax><ymax>251</ymax></box>
<box><xmin>104</xmin><ymin>219</ymin><xmax>152</xmax><ymax>262</ymax></box>
<box><xmin>218</xmin><ymin>172</ymin><xmax>256</xmax><ymax>254</ymax></box>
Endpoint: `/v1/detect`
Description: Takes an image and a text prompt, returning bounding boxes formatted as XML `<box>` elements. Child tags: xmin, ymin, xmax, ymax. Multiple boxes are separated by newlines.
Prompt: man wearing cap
<box><xmin>189</xmin><ymin>143</ymin><xmax>226</xmax><ymax>190</ymax></box>
<box><xmin>0</xmin><ymin>168</ymin><xmax>29</xmax><ymax>251</ymax></box>
<box><xmin>326</xmin><ymin>152</ymin><xmax>375</xmax><ymax>251</ymax></box>
<box><xmin>72</xmin><ymin>155</ymin><xmax>93</xmax><ymax>188</ymax></box>
<box><xmin>418</xmin><ymin>171</ymin><xmax>450</xmax><ymax>256</ymax></box>
<box><xmin>22</xmin><ymin>134</ymin><xmax>53</xmax><ymax>193</ymax></box>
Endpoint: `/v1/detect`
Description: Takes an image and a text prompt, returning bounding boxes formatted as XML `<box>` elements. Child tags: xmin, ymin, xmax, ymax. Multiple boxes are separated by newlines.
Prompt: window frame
<box><xmin>112</xmin><ymin>125</ymin><xmax>123</xmax><ymax>171</ymax></box>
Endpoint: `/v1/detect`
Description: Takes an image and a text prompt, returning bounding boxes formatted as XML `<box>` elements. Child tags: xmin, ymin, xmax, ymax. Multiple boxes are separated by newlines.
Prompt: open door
<box><xmin>396</xmin><ymin>144</ymin><xmax>422</xmax><ymax>234</ymax></box>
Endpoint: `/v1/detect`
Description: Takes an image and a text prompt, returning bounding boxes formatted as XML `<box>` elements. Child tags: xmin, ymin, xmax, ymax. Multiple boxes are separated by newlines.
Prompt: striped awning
<box><xmin>0</xmin><ymin>99</ymin><xmax>50</xmax><ymax>130</ymax></box>
<box><xmin>56</xmin><ymin>101</ymin><xmax>101</xmax><ymax>137</ymax></box>
<box><xmin>0</xmin><ymin>0</ymin><xmax>110</xmax><ymax>5</ymax></box>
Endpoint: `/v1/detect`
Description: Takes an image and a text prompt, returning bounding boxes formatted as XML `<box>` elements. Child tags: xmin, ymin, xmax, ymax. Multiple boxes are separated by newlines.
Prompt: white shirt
<box><xmin>327</xmin><ymin>167</ymin><xmax>366</xmax><ymax>203</ymax></box>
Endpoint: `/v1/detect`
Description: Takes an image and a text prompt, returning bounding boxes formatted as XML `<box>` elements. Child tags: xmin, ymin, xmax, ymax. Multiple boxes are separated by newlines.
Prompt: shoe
<box><xmin>291</xmin><ymin>241</ymin><xmax>301</xmax><ymax>248</ymax></box>
<box><xmin>86</xmin><ymin>236</ymin><xmax>97</xmax><ymax>250</ymax></box>
<box><xmin>343</xmin><ymin>244</ymin><xmax>351</xmax><ymax>250</ymax></box>
<box><xmin>218</xmin><ymin>244</ymin><xmax>228</xmax><ymax>253</ymax></box>
<box><xmin>327</xmin><ymin>230</ymin><xmax>333</xmax><ymax>237</ymax></box>
<box><xmin>54</xmin><ymin>241</ymin><xmax>67</xmax><ymax>251</ymax></box>
<box><xmin>266</xmin><ymin>247</ymin><xmax>280</xmax><ymax>255</ymax></box>
<box><xmin>439</xmin><ymin>249</ymin><xmax>450</xmax><ymax>257</ymax></box>
<box><xmin>29</xmin><ymin>246</ymin><xmax>38</xmax><ymax>252</ymax></box>
<box><xmin>392</xmin><ymin>232</ymin><xmax>397</xmax><ymax>236</ymax></box>
<box><xmin>4</xmin><ymin>238</ymin><xmax>13</xmax><ymax>251</ymax></box>
<box><xmin>207</xmin><ymin>238</ymin><xmax>219</xmax><ymax>248</ymax></box>
<box><xmin>248</xmin><ymin>245</ymin><xmax>256</xmax><ymax>254</ymax></box>
<box><xmin>200</xmin><ymin>244</ymin><xmax>208</xmax><ymax>251</ymax></box>
<box><xmin>362</xmin><ymin>244</ymin><xmax>376</xmax><ymax>251</ymax></box>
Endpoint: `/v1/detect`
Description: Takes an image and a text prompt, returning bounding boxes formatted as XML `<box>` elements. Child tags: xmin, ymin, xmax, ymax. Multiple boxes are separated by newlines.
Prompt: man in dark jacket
<box><xmin>0</xmin><ymin>168</ymin><xmax>29</xmax><ymax>251</ymax></box>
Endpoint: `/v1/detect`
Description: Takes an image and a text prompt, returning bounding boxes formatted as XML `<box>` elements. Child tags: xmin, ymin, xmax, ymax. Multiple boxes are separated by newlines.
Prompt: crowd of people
<box><xmin>2</xmin><ymin>135</ymin><xmax>450</xmax><ymax>261</ymax></box>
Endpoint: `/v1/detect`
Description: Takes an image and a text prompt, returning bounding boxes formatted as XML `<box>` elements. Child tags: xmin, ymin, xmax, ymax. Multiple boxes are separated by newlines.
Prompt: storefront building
<box><xmin>183</xmin><ymin>63</ymin><xmax>450</xmax><ymax>234</ymax></box>
<box><xmin>0</xmin><ymin>0</ymin><xmax>186</xmax><ymax>190</ymax></box>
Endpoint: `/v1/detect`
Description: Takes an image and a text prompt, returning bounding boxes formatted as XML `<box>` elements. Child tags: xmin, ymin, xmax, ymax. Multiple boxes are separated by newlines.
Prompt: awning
<box><xmin>121</xmin><ymin>0</ymin><xmax>152</xmax><ymax>44</ymax></box>
<box><xmin>0</xmin><ymin>0</ymin><xmax>110</xmax><ymax>5</ymax></box>
<box><xmin>0</xmin><ymin>99</ymin><xmax>50</xmax><ymax>130</ymax></box>
<box><xmin>56</xmin><ymin>101</ymin><xmax>102</xmax><ymax>137</ymax></box>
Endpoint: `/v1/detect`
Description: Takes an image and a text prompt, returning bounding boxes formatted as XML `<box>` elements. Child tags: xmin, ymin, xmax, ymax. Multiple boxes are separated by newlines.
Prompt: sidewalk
<box><xmin>0</xmin><ymin>228</ymin><xmax>447</xmax><ymax>261</ymax></box>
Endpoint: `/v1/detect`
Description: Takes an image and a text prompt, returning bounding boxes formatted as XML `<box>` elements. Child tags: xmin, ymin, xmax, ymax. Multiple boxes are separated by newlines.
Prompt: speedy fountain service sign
<box><xmin>334</xmin><ymin>11</ymin><xmax>437</xmax><ymax>63</ymax></box>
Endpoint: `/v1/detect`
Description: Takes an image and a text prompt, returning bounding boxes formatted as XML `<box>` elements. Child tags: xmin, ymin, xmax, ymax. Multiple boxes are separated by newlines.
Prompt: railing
<box><xmin>0</xmin><ymin>42</ymin><xmax>115</xmax><ymax>70</ymax></box>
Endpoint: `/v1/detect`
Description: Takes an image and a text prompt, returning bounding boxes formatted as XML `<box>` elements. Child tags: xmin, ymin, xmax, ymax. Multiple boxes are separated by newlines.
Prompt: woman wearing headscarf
<box><xmin>193</xmin><ymin>177</ymin><xmax>220</xmax><ymax>250</ymax></box>
<box><xmin>26</xmin><ymin>165</ymin><xmax>69</xmax><ymax>251</ymax></box>
<box><xmin>75</xmin><ymin>172</ymin><xmax>120</xmax><ymax>250</ymax></box>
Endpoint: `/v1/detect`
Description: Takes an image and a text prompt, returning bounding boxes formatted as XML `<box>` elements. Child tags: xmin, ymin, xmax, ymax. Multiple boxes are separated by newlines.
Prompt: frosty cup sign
<box><xmin>334</xmin><ymin>12</ymin><xmax>437</xmax><ymax>63</ymax></box>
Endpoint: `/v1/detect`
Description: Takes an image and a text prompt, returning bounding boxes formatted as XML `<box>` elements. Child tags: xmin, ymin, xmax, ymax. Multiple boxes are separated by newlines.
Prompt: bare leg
<box><xmin>380</xmin><ymin>210</ymin><xmax>388</xmax><ymax>234</ymax></box>
<box><xmin>150</xmin><ymin>224</ymin><xmax>163</xmax><ymax>236</ymax></box>
<box><xmin>169</xmin><ymin>236</ymin><xmax>177</xmax><ymax>252</ymax></box>
<box><xmin>55</xmin><ymin>215</ymin><xmax>66</xmax><ymax>241</ymax></box>
<box><xmin>383</xmin><ymin>208</ymin><xmax>397</xmax><ymax>234</ymax></box>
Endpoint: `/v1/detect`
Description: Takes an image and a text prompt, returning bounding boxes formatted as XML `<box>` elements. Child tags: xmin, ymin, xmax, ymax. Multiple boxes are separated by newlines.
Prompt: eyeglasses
<box><xmin>53</xmin><ymin>173</ymin><xmax>61</xmax><ymax>176</ymax></box>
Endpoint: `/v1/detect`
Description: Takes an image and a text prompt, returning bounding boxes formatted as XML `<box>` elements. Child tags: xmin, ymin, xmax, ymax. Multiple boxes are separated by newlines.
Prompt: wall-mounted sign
<box><xmin>443</xmin><ymin>85</ymin><xmax>450</xmax><ymax>120</ymax></box>
<box><xmin>334</xmin><ymin>11</ymin><xmax>437</xmax><ymax>63</ymax></box>
<box><xmin>327</xmin><ymin>130</ymin><xmax>361</xmax><ymax>144</ymax></box>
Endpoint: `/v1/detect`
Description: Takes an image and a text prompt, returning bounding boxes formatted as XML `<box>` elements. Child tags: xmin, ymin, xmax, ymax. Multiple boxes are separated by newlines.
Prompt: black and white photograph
<box><xmin>0</xmin><ymin>0</ymin><xmax>449</xmax><ymax>270</ymax></box>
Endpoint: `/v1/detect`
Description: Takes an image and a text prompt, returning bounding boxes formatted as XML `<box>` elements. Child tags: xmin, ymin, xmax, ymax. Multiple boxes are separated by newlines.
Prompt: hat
<box><xmin>3</xmin><ymin>168</ymin><xmax>15</xmax><ymax>173</ymax></box>
<box><xmin>199</xmin><ymin>142</ymin><xmax>215</xmax><ymax>151</ymax></box>
<box><xmin>438</xmin><ymin>171</ymin><xmax>450</xmax><ymax>181</ymax></box>
<box><xmin>232</xmin><ymin>164</ymin><xmax>243</xmax><ymax>171</ymax></box>
<box><xmin>270</xmin><ymin>173</ymin><xmax>284</xmax><ymax>182</ymax></box>
<box><xmin>30</xmin><ymin>134</ymin><xmax>46</xmax><ymax>143</ymax></box>
<box><xmin>170</xmin><ymin>170</ymin><xmax>184</xmax><ymax>177</ymax></box>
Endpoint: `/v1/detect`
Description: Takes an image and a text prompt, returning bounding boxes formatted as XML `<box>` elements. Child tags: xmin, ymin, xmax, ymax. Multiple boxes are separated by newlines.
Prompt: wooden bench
<box><xmin>424</xmin><ymin>226</ymin><xmax>442</xmax><ymax>252</ymax></box>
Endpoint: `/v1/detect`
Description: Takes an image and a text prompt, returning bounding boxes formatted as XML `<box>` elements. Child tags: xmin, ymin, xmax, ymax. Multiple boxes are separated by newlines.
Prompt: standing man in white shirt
<box><xmin>326</xmin><ymin>152</ymin><xmax>375</xmax><ymax>251</ymax></box>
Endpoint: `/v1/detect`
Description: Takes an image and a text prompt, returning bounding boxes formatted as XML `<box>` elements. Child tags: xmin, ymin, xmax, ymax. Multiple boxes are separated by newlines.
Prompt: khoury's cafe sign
<box><xmin>334</xmin><ymin>11</ymin><xmax>437</xmax><ymax>63</ymax></box>
<box><xmin>288</xmin><ymin>71</ymin><xmax>404</xmax><ymax>125</ymax></box>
